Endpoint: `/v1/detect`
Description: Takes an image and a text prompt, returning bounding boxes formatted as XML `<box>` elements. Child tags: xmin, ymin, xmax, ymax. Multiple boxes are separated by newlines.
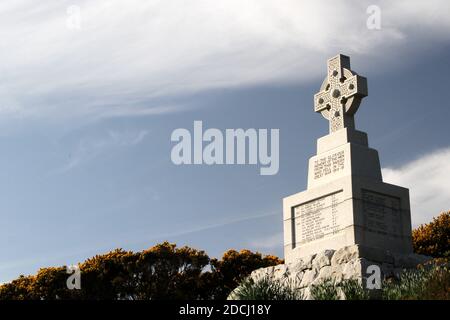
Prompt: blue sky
<box><xmin>1</xmin><ymin>0</ymin><xmax>450</xmax><ymax>283</ymax></box>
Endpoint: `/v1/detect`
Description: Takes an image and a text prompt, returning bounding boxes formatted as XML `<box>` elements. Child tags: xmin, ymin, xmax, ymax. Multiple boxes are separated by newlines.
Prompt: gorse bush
<box><xmin>412</xmin><ymin>211</ymin><xmax>450</xmax><ymax>258</ymax></box>
<box><xmin>210</xmin><ymin>249</ymin><xmax>283</xmax><ymax>299</ymax></box>
<box><xmin>0</xmin><ymin>242</ymin><xmax>282</xmax><ymax>300</ymax></box>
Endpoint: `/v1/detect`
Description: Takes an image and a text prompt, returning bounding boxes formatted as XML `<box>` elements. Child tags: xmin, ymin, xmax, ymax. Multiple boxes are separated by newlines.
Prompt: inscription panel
<box><xmin>362</xmin><ymin>190</ymin><xmax>402</xmax><ymax>236</ymax></box>
<box><xmin>294</xmin><ymin>191</ymin><xmax>343</xmax><ymax>245</ymax></box>
<box><xmin>314</xmin><ymin>150</ymin><xmax>345</xmax><ymax>179</ymax></box>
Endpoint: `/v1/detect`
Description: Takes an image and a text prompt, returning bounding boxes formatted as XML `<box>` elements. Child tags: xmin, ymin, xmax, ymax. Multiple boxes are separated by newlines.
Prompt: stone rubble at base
<box><xmin>228</xmin><ymin>245</ymin><xmax>431</xmax><ymax>300</ymax></box>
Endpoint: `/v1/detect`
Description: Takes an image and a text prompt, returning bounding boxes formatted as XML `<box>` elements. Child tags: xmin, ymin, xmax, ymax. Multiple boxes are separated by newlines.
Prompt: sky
<box><xmin>0</xmin><ymin>0</ymin><xmax>450</xmax><ymax>283</ymax></box>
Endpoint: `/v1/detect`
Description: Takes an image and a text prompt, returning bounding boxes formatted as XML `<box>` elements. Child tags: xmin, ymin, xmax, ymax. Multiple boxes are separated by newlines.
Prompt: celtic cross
<box><xmin>314</xmin><ymin>54</ymin><xmax>368</xmax><ymax>133</ymax></box>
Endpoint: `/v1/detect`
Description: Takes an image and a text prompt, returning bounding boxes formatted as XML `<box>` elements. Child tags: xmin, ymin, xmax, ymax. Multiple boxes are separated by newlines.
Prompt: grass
<box><xmin>230</xmin><ymin>276</ymin><xmax>304</xmax><ymax>300</ymax></box>
<box><xmin>231</xmin><ymin>262</ymin><xmax>449</xmax><ymax>300</ymax></box>
<box><xmin>310</xmin><ymin>278</ymin><xmax>340</xmax><ymax>300</ymax></box>
<box><xmin>382</xmin><ymin>263</ymin><xmax>450</xmax><ymax>300</ymax></box>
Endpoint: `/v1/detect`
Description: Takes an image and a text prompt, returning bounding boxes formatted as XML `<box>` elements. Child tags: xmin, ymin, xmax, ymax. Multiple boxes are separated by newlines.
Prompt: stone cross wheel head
<box><xmin>314</xmin><ymin>54</ymin><xmax>368</xmax><ymax>133</ymax></box>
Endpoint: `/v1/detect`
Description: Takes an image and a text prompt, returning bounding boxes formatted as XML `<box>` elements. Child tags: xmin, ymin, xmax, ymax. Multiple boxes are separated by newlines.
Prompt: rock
<box><xmin>300</xmin><ymin>269</ymin><xmax>318</xmax><ymax>288</ymax></box>
<box><xmin>318</xmin><ymin>265</ymin><xmax>332</xmax><ymax>279</ymax></box>
<box><xmin>330</xmin><ymin>264</ymin><xmax>344</xmax><ymax>283</ymax></box>
<box><xmin>273</xmin><ymin>264</ymin><xmax>288</xmax><ymax>279</ymax></box>
<box><xmin>287</xmin><ymin>270</ymin><xmax>304</xmax><ymax>285</ymax></box>
<box><xmin>310</xmin><ymin>265</ymin><xmax>333</xmax><ymax>286</ymax></box>
<box><xmin>342</xmin><ymin>260</ymin><xmax>356</xmax><ymax>280</ymax></box>
<box><xmin>331</xmin><ymin>245</ymin><xmax>359</xmax><ymax>265</ymax></box>
<box><xmin>342</xmin><ymin>258</ymin><xmax>372</xmax><ymax>280</ymax></box>
<box><xmin>292</xmin><ymin>254</ymin><xmax>316</xmax><ymax>272</ymax></box>
<box><xmin>250</xmin><ymin>266</ymin><xmax>274</xmax><ymax>282</ymax></box>
<box><xmin>229</xmin><ymin>246</ymin><xmax>433</xmax><ymax>300</ymax></box>
<box><xmin>312</xmin><ymin>250</ymin><xmax>335</xmax><ymax>270</ymax></box>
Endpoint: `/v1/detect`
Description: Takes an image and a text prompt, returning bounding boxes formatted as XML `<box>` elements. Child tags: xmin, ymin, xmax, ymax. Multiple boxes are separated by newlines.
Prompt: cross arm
<box><xmin>314</xmin><ymin>90</ymin><xmax>331</xmax><ymax>113</ymax></box>
<box><xmin>341</xmin><ymin>74</ymin><xmax>368</xmax><ymax>99</ymax></box>
<box><xmin>327</xmin><ymin>54</ymin><xmax>351</xmax><ymax>86</ymax></box>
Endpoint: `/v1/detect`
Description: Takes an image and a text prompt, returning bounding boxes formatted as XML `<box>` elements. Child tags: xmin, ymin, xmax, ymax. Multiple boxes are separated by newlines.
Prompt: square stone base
<box><xmin>283</xmin><ymin>175</ymin><xmax>413</xmax><ymax>265</ymax></box>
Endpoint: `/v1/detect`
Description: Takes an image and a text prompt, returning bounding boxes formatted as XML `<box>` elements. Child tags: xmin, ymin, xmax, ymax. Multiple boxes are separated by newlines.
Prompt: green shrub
<box><xmin>310</xmin><ymin>278</ymin><xmax>340</xmax><ymax>300</ymax></box>
<box><xmin>416</xmin><ymin>263</ymin><xmax>450</xmax><ymax>300</ymax></box>
<box><xmin>382</xmin><ymin>269</ymin><xmax>427</xmax><ymax>300</ymax></box>
<box><xmin>339</xmin><ymin>279</ymin><xmax>370</xmax><ymax>300</ymax></box>
<box><xmin>380</xmin><ymin>264</ymin><xmax>450</xmax><ymax>300</ymax></box>
<box><xmin>231</xmin><ymin>263</ymin><xmax>450</xmax><ymax>300</ymax></box>
<box><xmin>231</xmin><ymin>276</ymin><xmax>303</xmax><ymax>300</ymax></box>
<box><xmin>412</xmin><ymin>211</ymin><xmax>450</xmax><ymax>258</ymax></box>
<box><xmin>309</xmin><ymin>278</ymin><xmax>372</xmax><ymax>300</ymax></box>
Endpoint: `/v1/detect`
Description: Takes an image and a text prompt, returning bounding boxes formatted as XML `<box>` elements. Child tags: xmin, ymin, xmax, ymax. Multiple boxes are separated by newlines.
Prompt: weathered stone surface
<box><xmin>312</xmin><ymin>250</ymin><xmax>335</xmax><ymax>270</ymax></box>
<box><xmin>330</xmin><ymin>263</ymin><xmax>344</xmax><ymax>283</ymax></box>
<box><xmin>342</xmin><ymin>260</ymin><xmax>359</xmax><ymax>280</ymax></box>
<box><xmin>228</xmin><ymin>246</ymin><xmax>432</xmax><ymax>300</ymax></box>
<box><xmin>287</xmin><ymin>271</ymin><xmax>304</xmax><ymax>284</ymax></box>
<box><xmin>291</xmin><ymin>254</ymin><xmax>316</xmax><ymax>272</ymax></box>
<box><xmin>318</xmin><ymin>265</ymin><xmax>332</xmax><ymax>279</ymax></box>
<box><xmin>311</xmin><ymin>265</ymin><xmax>333</xmax><ymax>286</ymax></box>
<box><xmin>250</xmin><ymin>266</ymin><xmax>274</xmax><ymax>282</ymax></box>
<box><xmin>300</xmin><ymin>269</ymin><xmax>317</xmax><ymax>288</ymax></box>
<box><xmin>331</xmin><ymin>245</ymin><xmax>359</xmax><ymax>265</ymax></box>
<box><xmin>273</xmin><ymin>264</ymin><xmax>288</xmax><ymax>279</ymax></box>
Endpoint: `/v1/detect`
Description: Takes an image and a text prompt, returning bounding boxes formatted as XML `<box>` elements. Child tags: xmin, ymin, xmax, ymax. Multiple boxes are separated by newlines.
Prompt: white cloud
<box><xmin>52</xmin><ymin>129</ymin><xmax>149</xmax><ymax>173</ymax></box>
<box><xmin>139</xmin><ymin>210</ymin><xmax>279</xmax><ymax>242</ymax></box>
<box><xmin>248</xmin><ymin>232</ymin><xmax>283</xmax><ymax>250</ymax></box>
<box><xmin>0</xmin><ymin>0</ymin><xmax>449</xmax><ymax>120</ymax></box>
<box><xmin>382</xmin><ymin>147</ymin><xmax>450</xmax><ymax>227</ymax></box>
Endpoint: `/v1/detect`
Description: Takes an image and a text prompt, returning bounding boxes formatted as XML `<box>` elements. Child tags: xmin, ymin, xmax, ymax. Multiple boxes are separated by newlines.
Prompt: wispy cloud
<box><xmin>0</xmin><ymin>0</ymin><xmax>449</xmax><ymax>121</ymax></box>
<box><xmin>52</xmin><ymin>129</ymin><xmax>149</xmax><ymax>173</ymax></box>
<box><xmin>382</xmin><ymin>147</ymin><xmax>450</xmax><ymax>227</ymax></box>
<box><xmin>93</xmin><ymin>104</ymin><xmax>190</xmax><ymax>120</ymax></box>
<box><xmin>133</xmin><ymin>210</ymin><xmax>279</xmax><ymax>244</ymax></box>
<box><xmin>248</xmin><ymin>232</ymin><xmax>283</xmax><ymax>251</ymax></box>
